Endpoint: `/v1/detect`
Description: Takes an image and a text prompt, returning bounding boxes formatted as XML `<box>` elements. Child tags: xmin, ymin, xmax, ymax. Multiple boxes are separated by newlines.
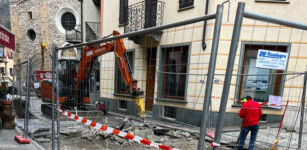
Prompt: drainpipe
<box><xmin>100</xmin><ymin>0</ymin><xmax>104</xmax><ymax>37</ymax></box>
<box><xmin>202</xmin><ymin>0</ymin><xmax>210</xmax><ymax>50</ymax></box>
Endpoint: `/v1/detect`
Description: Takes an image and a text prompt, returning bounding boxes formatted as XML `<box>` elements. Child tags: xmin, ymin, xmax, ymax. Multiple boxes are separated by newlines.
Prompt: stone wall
<box><xmin>10</xmin><ymin>0</ymin><xmax>81</xmax><ymax>78</ymax></box>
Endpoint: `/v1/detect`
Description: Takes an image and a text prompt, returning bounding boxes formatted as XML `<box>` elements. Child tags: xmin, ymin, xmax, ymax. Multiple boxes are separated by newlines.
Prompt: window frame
<box><xmin>114</xmin><ymin>49</ymin><xmax>135</xmax><ymax>96</ymax></box>
<box><xmin>163</xmin><ymin>106</ymin><xmax>177</xmax><ymax>119</ymax></box>
<box><xmin>157</xmin><ymin>43</ymin><xmax>191</xmax><ymax>103</ymax></box>
<box><xmin>178</xmin><ymin>0</ymin><xmax>194</xmax><ymax>11</ymax></box>
<box><xmin>61</xmin><ymin>12</ymin><xmax>77</xmax><ymax>31</ymax></box>
<box><xmin>234</xmin><ymin>41</ymin><xmax>291</xmax><ymax>106</ymax></box>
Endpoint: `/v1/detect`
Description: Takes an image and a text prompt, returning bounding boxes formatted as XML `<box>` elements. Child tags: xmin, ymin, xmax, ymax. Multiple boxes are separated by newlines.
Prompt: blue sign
<box><xmin>256</xmin><ymin>49</ymin><xmax>288</xmax><ymax>70</ymax></box>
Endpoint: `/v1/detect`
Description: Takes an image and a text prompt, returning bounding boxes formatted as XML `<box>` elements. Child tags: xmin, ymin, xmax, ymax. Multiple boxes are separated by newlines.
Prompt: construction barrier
<box><xmin>58</xmin><ymin>106</ymin><xmax>180</xmax><ymax>150</ymax></box>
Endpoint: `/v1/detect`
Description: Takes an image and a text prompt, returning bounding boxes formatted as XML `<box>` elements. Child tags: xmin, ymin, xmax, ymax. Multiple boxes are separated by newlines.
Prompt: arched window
<box><xmin>61</xmin><ymin>12</ymin><xmax>76</xmax><ymax>31</ymax></box>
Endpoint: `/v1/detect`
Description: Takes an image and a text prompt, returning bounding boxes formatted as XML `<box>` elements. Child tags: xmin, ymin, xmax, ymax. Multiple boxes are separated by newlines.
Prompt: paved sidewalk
<box><xmin>0</xmin><ymin>128</ymin><xmax>41</xmax><ymax>150</ymax></box>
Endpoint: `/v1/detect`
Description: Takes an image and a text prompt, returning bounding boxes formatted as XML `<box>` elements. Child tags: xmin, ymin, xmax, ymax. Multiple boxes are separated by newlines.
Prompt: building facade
<box><xmin>0</xmin><ymin>24</ymin><xmax>15</xmax><ymax>86</ymax></box>
<box><xmin>10</xmin><ymin>0</ymin><xmax>81</xmax><ymax>72</ymax></box>
<box><xmin>97</xmin><ymin>0</ymin><xmax>307</xmax><ymax>127</ymax></box>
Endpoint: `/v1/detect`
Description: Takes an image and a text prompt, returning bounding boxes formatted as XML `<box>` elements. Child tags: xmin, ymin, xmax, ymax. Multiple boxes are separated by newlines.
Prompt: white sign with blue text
<box><xmin>256</xmin><ymin>49</ymin><xmax>288</xmax><ymax>70</ymax></box>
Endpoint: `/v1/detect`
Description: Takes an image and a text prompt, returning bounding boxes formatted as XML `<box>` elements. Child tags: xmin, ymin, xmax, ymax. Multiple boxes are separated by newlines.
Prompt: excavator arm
<box><xmin>75</xmin><ymin>30</ymin><xmax>146</xmax><ymax>118</ymax></box>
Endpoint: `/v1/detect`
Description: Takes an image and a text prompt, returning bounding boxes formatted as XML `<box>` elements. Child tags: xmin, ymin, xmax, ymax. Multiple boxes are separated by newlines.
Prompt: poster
<box><xmin>256</xmin><ymin>49</ymin><xmax>288</xmax><ymax>70</ymax></box>
<box><xmin>268</xmin><ymin>95</ymin><xmax>282</xmax><ymax>109</ymax></box>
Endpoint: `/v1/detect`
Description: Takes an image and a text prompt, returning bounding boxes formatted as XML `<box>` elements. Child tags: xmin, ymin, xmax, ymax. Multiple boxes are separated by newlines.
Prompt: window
<box><xmin>27</xmin><ymin>11</ymin><xmax>32</xmax><ymax>20</ymax></box>
<box><xmin>260</xmin><ymin>114</ymin><xmax>267</xmax><ymax>122</ymax></box>
<box><xmin>118</xmin><ymin>100</ymin><xmax>127</xmax><ymax>109</ymax></box>
<box><xmin>27</xmin><ymin>29</ymin><xmax>36</xmax><ymax>41</ymax></box>
<box><xmin>9</xmin><ymin>68</ymin><xmax>13</xmax><ymax>76</ymax></box>
<box><xmin>61</xmin><ymin>12</ymin><xmax>76</xmax><ymax>31</ymax></box>
<box><xmin>164</xmin><ymin>106</ymin><xmax>176</xmax><ymax>119</ymax></box>
<box><xmin>0</xmin><ymin>67</ymin><xmax>4</xmax><ymax>76</ymax></box>
<box><xmin>0</xmin><ymin>47</ymin><xmax>4</xmax><ymax>58</ymax></box>
<box><xmin>115</xmin><ymin>51</ymin><xmax>134</xmax><ymax>94</ymax></box>
<box><xmin>237</xmin><ymin>44</ymin><xmax>287</xmax><ymax>104</ymax></box>
<box><xmin>179</xmin><ymin>0</ymin><xmax>194</xmax><ymax>9</ymax></box>
<box><xmin>161</xmin><ymin>45</ymin><xmax>189</xmax><ymax>100</ymax></box>
<box><xmin>119</xmin><ymin>0</ymin><xmax>128</xmax><ymax>25</ymax></box>
<box><xmin>55</xmin><ymin>7</ymin><xmax>79</xmax><ymax>34</ymax></box>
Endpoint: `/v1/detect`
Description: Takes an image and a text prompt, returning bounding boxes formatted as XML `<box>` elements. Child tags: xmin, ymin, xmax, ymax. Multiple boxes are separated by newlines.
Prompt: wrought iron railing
<box><xmin>124</xmin><ymin>1</ymin><xmax>165</xmax><ymax>33</ymax></box>
<box><xmin>65</xmin><ymin>25</ymin><xmax>82</xmax><ymax>43</ymax></box>
<box><xmin>86</xmin><ymin>22</ymin><xmax>101</xmax><ymax>42</ymax></box>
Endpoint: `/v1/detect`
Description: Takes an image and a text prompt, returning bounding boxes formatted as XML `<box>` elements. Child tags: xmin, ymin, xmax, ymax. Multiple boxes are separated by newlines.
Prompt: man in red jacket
<box><xmin>238</xmin><ymin>96</ymin><xmax>262</xmax><ymax>150</ymax></box>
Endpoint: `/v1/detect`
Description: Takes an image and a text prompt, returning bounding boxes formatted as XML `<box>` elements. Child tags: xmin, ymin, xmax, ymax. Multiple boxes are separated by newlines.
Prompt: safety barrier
<box><xmin>58</xmin><ymin>105</ymin><xmax>180</xmax><ymax>150</ymax></box>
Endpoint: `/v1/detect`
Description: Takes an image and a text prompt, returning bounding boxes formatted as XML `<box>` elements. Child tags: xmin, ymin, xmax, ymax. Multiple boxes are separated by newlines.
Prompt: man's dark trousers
<box><xmin>238</xmin><ymin>124</ymin><xmax>259</xmax><ymax>150</ymax></box>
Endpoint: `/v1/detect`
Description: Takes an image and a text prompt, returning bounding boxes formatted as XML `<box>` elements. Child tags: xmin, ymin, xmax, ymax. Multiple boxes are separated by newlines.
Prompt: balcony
<box><xmin>124</xmin><ymin>1</ymin><xmax>165</xmax><ymax>34</ymax></box>
<box><xmin>65</xmin><ymin>25</ymin><xmax>82</xmax><ymax>44</ymax></box>
<box><xmin>86</xmin><ymin>22</ymin><xmax>101</xmax><ymax>42</ymax></box>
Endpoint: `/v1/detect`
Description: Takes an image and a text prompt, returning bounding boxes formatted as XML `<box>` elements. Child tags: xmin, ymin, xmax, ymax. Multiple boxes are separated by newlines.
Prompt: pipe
<box><xmin>100</xmin><ymin>0</ymin><xmax>104</xmax><ymax>37</ymax></box>
<box><xmin>57</xmin><ymin>14</ymin><xmax>216</xmax><ymax>50</ymax></box>
<box><xmin>212</xmin><ymin>3</ymin><xmax>245</xmax><ymax>149</ymax></box>
<box><xmin>298</xmin><ymin>71</ymin><xmax>307</xmax><ymax>149</ymax></box>
<box><xmin>244</xmin><ymin>11</ymin><xmax>307</xmax><ymax>30</ymax></box>
<box><xmin>201</xmin><ymin>0</ymin><xmax>210</xmax><ymax>50</ymax></box>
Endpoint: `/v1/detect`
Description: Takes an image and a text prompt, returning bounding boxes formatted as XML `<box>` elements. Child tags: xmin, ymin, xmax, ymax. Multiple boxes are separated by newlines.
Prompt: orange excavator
<box><xmin>40</xmin><ymin>31</ymin><xmax>146</xmax><ymax>118</ymax></box>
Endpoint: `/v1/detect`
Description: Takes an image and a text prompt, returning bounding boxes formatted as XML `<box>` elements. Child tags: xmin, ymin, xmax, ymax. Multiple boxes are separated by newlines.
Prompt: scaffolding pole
<box><xmin>197</xmin><ymin>4</ymin><xmax>223</xmax><ymax>150</ymax></box>
<box><xmin>212</xmin><ymin>2</ymin><xmax>245</xmax><ymax>149</ymax></box>
<box><xmin>51</xmin><ymin>44</ymin><xmax>56</xmax><ymax>150</ymax></box>
<box><xmin>298</xmin><ymin>71</ymin><xmax>307</xmax><ymax>149</ymax></box>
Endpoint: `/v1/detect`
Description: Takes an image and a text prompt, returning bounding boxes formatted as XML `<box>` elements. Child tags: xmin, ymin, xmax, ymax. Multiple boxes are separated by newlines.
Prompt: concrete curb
<box><xmin>15</xmin><ymin>126</ymin><xmax>46</xmax><ymax>150</ymax></box>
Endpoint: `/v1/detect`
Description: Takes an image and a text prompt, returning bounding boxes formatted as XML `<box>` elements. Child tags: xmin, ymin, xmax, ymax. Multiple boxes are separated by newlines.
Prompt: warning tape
<box><xmin>57</xmin><ymin>107</ymin><xmax>180</xmax><ymax>150</ymax></box>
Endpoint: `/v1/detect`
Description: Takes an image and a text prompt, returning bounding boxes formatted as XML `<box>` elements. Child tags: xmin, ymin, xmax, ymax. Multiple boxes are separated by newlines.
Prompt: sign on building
<box><xmin>36</xmin><ymin>71</ymin><xmax>53</xmax><ymax>81</ymax></box>
<box><xmin>0</xmin><ymin>25</ymin><xmax>15</xmax><ymax>50</ymax></box>
<box><xmin>256</xmin><ymin>49</ymin><xmax>288</xmax><ymax>70</ymax></box>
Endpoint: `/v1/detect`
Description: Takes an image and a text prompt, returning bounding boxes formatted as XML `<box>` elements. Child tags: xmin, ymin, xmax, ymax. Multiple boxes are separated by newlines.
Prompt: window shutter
<box><xmin>119</xmin><ymin>0</ymin><xmax>128</xmax><ymax>25</ymax></box>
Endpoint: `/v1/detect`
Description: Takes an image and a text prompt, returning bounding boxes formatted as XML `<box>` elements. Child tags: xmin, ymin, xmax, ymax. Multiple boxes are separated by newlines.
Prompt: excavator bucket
<box><xmin>135</xmin><ymin>97</ymin><xmax>146</xmax><ymax>118</ymax></box>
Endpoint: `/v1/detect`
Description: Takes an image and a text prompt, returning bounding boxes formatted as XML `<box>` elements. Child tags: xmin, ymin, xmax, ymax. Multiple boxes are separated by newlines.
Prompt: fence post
<box><xmin>56</xmin><ymin>45</ymin><xmax>60</xmax><ymax>150</ymax></box>
<box><xmin>212</xmin><ymin>3</ymin><xmax>245</xmax><ymax>149</ymax></box>
<box><xmin>51</xmin><ymin>44</ymin><xmax>56</xmax><ymax>150</ymax></box>
<box><xmin>24</xmin><ymin>58</ymin><xmax>32</xmax><ymax>139</ymax></box>
<box><xmin>298</xmin><ymin>71</ymin><xmax>307</xmax><ymax>149</ymax></box>
<box><xmin>197</xmin><ymin>4</ymin><xmax>223</xmax><ymax>150</ymax></box>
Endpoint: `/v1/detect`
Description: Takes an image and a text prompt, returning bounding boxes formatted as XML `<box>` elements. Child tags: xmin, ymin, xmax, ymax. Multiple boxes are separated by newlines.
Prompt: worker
<box><xmin>237</xmin><ymin>95</ymin><xmax>262</xmax><ymax>150</ymax></box>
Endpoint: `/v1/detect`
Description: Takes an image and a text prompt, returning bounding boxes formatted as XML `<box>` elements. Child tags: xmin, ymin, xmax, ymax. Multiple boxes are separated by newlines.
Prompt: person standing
<box><xmin>238</xmin><ymin>95</ymin><xmax>262</xmax><ymax>150</ymax></box>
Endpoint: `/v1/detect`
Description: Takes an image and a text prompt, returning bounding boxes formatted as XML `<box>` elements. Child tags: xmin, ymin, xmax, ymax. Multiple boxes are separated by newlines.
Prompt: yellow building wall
<box><xmin>101</xmin><ymin>0</ymin><xmax>307</xmax><ymax>115</ymax></box>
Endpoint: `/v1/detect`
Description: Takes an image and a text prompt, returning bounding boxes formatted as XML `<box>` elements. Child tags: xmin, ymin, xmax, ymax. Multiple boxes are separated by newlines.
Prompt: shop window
<box><xmin>164</xmin><ymin>106</ymin><xmax>176</xmax><ymax>119</ymax></box>
<box><xmin>115</xmin><ymin>51</ymin><xmax>134</xmax><ymax>95</ymax></box>
<box><xmin>118</xmin><ymin>100</ymin><xmax>127</xmax><ymax>109</ymax></box>
<box><xmin>179</xmin><ymin>0</ymin><xmax>194</xmax><ymax>10</ymax></box>
<box><xmin>237</xmin><ymin>44</ymin><xmax>288</xmax><ymax>104</ymax></box>
<box><xmin>161</xmin><ymin>45</ymin><xmax>189</xmax><ymax>100</ymax></box>
<box><xmin>119</xmin><ymin>0</ymin><xmax>128</xmax><ymax>25</ymax></box>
